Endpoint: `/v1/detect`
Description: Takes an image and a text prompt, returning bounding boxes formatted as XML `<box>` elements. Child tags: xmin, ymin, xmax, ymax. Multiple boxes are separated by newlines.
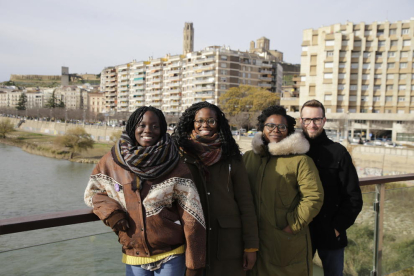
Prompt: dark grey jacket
<box><xmin>306</xmin><ymin>130</ymin><xmax>363</xmax><ymax>250</ymax></box>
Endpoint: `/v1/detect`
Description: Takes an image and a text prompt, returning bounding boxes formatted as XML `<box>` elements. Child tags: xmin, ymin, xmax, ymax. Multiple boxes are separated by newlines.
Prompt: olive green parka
<box><xmin>243</xmin><ymin>132</ymin><xmax>324</xmax><ymax>276</ymax></box>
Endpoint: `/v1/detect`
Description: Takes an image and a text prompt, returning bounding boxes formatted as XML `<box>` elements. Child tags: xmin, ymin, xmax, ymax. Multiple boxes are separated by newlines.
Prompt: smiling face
<box><xmin>300</xmin><ymin>106</ymin><xmax>326</xmax><ymax>139</ymax></box>
<box><xmin>134</xmin><ymin>111</ymin><xmax>161</xmax><ymax>146</ymax></box>
<box><xmin>193</xmin><ymin>108</ymin><xmax>218</xmax><ymax>137</ymax></box>
<box><xmin>263</xmin><ymin>115</ymin><xmax>288</xmax><ymax>143</ymax></box>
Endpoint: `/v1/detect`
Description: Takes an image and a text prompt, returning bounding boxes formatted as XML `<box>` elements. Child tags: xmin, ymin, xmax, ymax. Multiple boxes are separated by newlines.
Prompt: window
<box><xmin>221</xmin><ymin>85</ymin><xmax>227</xmax><ymax>89</ymax></box>
<box><xmin>399</xmin><ymin>85</ymin><xmax>406</xmax><ymax>90</ymax></box>
<box><xmin>354</xmin><ymin>41</ymin><xmax>362</xmax><ymax>47</ymax></box>
<box><xmin>400</xmin><ymin>63</ymin><xmax>408</xmax><ymax>69</ymax></box>
<box><xmin>363</xmin><ymin>63</ymin><xmax>370</xmax><ymax>69</ymax></box>
<box><xmin>398</xmin><ymin>97</ymin><xmax>405</xmax><ymax>102</ymax></box>
<box><xmin>350</xmin><ymin>85</ymin><xmax>357</xmax><ymax>90</ymax></box>
<box><xmin>324</xmin><ymin>95</ymin><xmax>332</xmax><ymax>101</ymax></box>
<box><xmin>390</xmin><ymin>40</ymin><xmax>398</xmax><ymax>47</ymax></box>
<box><xmin>373</xmin><ymin>96</ymin><xmax>380</xmax><ymax>102</ymax></box>
<box><xmin>301</xmin><ymin>76</ymin><xmax>306</xmax><ymax>81</ymax></box>
<box><xmin>373</xmin><ymin>109</ymin><xmax>380</xmax><ymax>113</ymax></box>
<box><xmin>378</xmin><ymin>41</ymin><xmax>386</xmax><ymax>47</ymax></box>
<box><xmin>375</xmin><ymin>63</ymin><xmax>382</xmax><ymax>69</ymax></box>
<box><xmin>338</xmin><ymin>85</ymin><xmax>345</xmax><ymax>90</ymax></box>
<box><xmin>387</xmin><ymin>74</ymin><xmax>394</xmax><ymax>79</ymax></box>
<box><xmin>377</xmin><ymin>30</ymin><xmax>384</xmax><ymax>36</ymax></box>
<box><xmin>389</xmin><ymin>29</ymin><xmax>397</xmax><ymax>35</ymax></box>
<box><xmin>349</xmin><ymin>96</ymin><xmax>357</xmax><ymax>101</ymax></box>
<box><xmin>374</xmin><ymin>85</ymin><xmax>381</xmax><ymax>91</ymax></box>
<box><xmin>325</xmin><ymin>62</ymin><xmax>334</xmax><ymax>68</ymax></box>
<box><xmin>361</xmin><ymin>85</ymin><xmax>369</xmax><ymax>90</ymax></box>
<box><xmin>351</xmin><ymin>51</ymin><xmax>360</xmax><ymax>58</ymax></box>
<box><xmin>337</xmin><ymin>95</ymin><xmax>344</xmax><ymax>101</ymax></box>
<box><xmin>337</xmin><ymin>108</ymin><xmax>344</xmax><ymax>113</ymax></box>
<box><xmin>374</xmin><ymin>74</ymin><xmax>382</xmax><ymax>79</ymax></box>
<box><xmin>387</xmin><ymin>63</ymin><xmax>395</xmax><ymax>69</ymax></box>
<box><xmin>342</xmin><ymin>40</ymin><xmax>348</xmax><ymax>46</ymax></box>
<box><xmin>364</xmin><ymin>30</ymin><xmax>372</xmax><ymax>36</ymax></box>
<box><xmin>221</xmin><ymin>77</ymin><xmax>227</xmax><ymax>82</ymax></box>
<box><xmin>360</xmin><ymin>109</ymin><xmax>368</xmax><ymax>113</ymax></box>
<box><xmin>326</xmin><ymin>51</ymin><xmax>334</xmax><ymax>57</ymax></box>
<box><xmin>351</xmin><ymin>63</ymin><xmax>359</xmax><ymax>69</ymax></box>
<box><xmin>401</xmin><ymin>51</ymin><xmax>409</xmax><ymax>58</ymax></box>
<box><xmin>339</xmin><ymin>51</ymin><xmax>346</xmax><ymax>57</ymax></box>
<box><xmin>338</xmin><ymin>73</ymin><xmax>346</xmax><ymax>79</ymax></box>
<box><xmin>399</xmin><ymin>74</ymin><xmax>407</xmax><ymax>80</ymax></box>
<box><xmin>411</xmin><ymin>96</ymin><xmax>414</xmax><ymax>103</ymax></box>
<box><xmin>397</xmin><ymin>110</ymin><xmax>405</xmax><ymax>114</ymax></box>
<box><xmin>387</xmin><ymin>85</ymin><xmax>393</xmax><ymax>90</ymax></box>
<box><xmin>302</xmin><ymin>46</ymin><xmax>308</xmax><ymax>52</ymax></box>
<box><xmin>386</xmin><ymin>96</ymin><xmax>393</xmax><ymax>102</ymax></box>
<box><xmin>351</xmin><ymin>74</ymin><xmax>358</xmax><ymax>79</ymax></box>
<box><xmin>326</xmin><ymin>108</ymin><xmax>332</xmax><ymax>113</ymax></box>
<box><xmin>339</xmin><ymin>63</ymin><xmax>346</xmax><ymax>68</ymax></box>
<box><xmin>363</xmin><ymin>52</ymin><xmax>371</xmax><ymax>58</ymax></box>
<box><xmin>324</xmin><ymin>73</ymin><xmax>333</xmax><ymax>79</ymax></box>
<box><xmin>403</xmin><ymin>40</ymin><xmax>411</xmax><ymax>46</ymax></box>
<box><xmin>366</xmin><ymin>41</ymin><xmax>373</xmax><ymax>47</ymax></box>
<box><xmin>221</xmin><ymin>63</ymin><xmax>227</xmax><ymax>68</ymax></box>
<box><xmin>354</xmin><ymin>31</ymin><xmax>360</xmax><ymax>36</ymax></box>
<box><xmin>388</xmin><ymin>52</ymin><xmax>396</xmax><ymax>58</ymax></box>
<box><xmin>325</xmin><ymin>40</ymin><xmax>335</xmax><ymax>46</ymax></box>
<box><xmin>402</xmin><ymin>28</ymin><xmax>410</xmax><ymax>35</ymax></box>
<box><xmin>385</xmin><ymin>109</ymin><xmax>392</xmax><ymax>113</ymax></box>
<box><xmin>220</xmin><ymin>55</ymin><xmax>228</xmax><ymax>60</ymax></box>
<box><xmin>362</xmin><ymin>74</ymin><xmax>370</xmax><ymax>80</ymax></box>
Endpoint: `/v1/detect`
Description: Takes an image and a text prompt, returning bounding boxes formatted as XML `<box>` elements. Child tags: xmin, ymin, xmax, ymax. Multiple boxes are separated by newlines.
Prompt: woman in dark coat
<box><xmin>173</xmin><ymin>101</ymin><xmax>259</xmax><ymax>276</ymax></box>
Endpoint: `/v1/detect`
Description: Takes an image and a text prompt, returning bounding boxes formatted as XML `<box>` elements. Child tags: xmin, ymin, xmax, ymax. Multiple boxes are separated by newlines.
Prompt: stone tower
<box><xmin>256</xmin><ymin>37</ymin><xmax>270</xmax><ymax>52</ymax></box>
<box><xmin>61</xmin><ymin>66</ymin><xmax>69</xmax><ymax>86</ymax></box>
<box><xmin>183</xmin><ymin>22</ymin><xmax>194</xmax><ymax>54</ymax></box>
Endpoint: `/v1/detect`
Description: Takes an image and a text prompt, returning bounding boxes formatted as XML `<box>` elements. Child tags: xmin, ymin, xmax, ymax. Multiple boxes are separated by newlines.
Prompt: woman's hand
<box><xmin>243</xmin><ymin>251</ymin><xmax>256</xmax><ymax>271</ymax></box>
<box><xmin>113</xmin><ymin>219</ymin><xmax>129</xmax><ymax>232</ymax></box>
<box><xmin>283</xmin><ymin>224</ymin><xmax>293</xmax><ymax>234</ymax></box>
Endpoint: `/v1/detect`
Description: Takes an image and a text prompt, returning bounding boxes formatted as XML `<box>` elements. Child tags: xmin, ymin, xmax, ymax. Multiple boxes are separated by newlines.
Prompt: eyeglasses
<box><xmin>264</xmin><ymin>123</ymin><xmax>287</xmax><ymax>132</ymax></box>
<box><xmin>194</xmin><ymin>118</ymin><xmax>216</xmax><ymax>126</ymax></box>
<box><xmin>301</xmin><ymin>117</ymin><xmax>324</xmax><ymax>126</ymax></box>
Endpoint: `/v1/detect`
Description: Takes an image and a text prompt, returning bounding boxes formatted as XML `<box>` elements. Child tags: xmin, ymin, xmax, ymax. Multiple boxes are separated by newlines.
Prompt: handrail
<box><xmin>1</xmin><ymin>173</ymin><xmax>414</xmax><ymax>236</ymax></box>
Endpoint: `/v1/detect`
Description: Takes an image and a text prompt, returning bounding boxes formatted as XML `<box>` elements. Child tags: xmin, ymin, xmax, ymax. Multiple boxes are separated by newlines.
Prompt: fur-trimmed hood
<box><xmin>251</xmin><ymin>131</ymin><xmax>310</xmax><ymax>156</ymax></box>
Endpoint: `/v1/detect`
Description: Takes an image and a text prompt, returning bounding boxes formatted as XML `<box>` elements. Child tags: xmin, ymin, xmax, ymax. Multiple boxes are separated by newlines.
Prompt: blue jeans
<box><xmin>318</xmin><ymin>248</ymin><xmax>344</xmax><ymax>276</ymax></box>
<box><xmin>125</xmin><ymin>254</ymin><xmax>186</xmax><ymax>276</ymax></box>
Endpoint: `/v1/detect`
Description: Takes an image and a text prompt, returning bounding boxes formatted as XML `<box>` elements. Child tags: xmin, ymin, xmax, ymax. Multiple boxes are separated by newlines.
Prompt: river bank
<box><xmin>0</xmin><ymin>130</ymin><xmax>111</xmax><ymax>164</ymax></box>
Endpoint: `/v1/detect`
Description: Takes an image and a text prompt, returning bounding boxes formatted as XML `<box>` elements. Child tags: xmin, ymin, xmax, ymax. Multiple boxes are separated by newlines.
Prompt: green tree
<box><xmin>16</xmin><ymin>93</ymin><xmax>27</xmax><ymax>110</ymax></box>
<box><xmin>54</xmin><ymin>126</ymin><xmax>94</xmax><ymax>159</ymax></box>
<box><xmin>45</xmin><ymin>91</ymin><xmax>65</xmax><ymax>108</ymax></box>
<box><xmin>219</xmin><ymin>85</ymin><xmax>280</xmax><ymax>116</ymax></box>
<box><xmin>0</xmin><ymin>119</ymin><xmax>14</xmax><ymax>138</ymax></box>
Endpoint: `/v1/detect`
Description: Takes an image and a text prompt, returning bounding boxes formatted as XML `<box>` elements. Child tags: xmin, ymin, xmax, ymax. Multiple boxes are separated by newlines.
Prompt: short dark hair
<box><xmin>257</xmin><ymin>105</ymin><xmax>296</xmax><ymax>136</ymax></box>
<box><xmin>300</xmin><ymin>99</ymin><xmax>326</xmax><ymax>117</ymax></box>
<box><xmin>125</xmin><ymin>106</ymin><xmax>167</xmax><ymax>144</ymax></box>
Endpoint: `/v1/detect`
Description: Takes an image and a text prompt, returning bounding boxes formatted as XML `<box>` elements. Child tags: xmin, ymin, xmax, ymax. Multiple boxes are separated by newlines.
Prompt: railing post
<box><xmin>371</xmin><ymin>183</ymin><xmax>385</xmax><ymax>276</ymax></box>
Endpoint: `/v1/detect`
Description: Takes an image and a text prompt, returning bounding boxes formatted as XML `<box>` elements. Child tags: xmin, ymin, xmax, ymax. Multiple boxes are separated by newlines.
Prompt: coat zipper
<box><xmin>227</xmin><ymin>163</ymin><xmax>231</xmax><ymax>192</ymax></box>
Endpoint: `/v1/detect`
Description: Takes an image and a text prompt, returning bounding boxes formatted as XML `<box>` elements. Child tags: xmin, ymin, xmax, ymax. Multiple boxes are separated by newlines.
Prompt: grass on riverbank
<box><xmin>1</xmin><ymin>130</ymin><xmax>112</xmax><ymax>163</ymax></box>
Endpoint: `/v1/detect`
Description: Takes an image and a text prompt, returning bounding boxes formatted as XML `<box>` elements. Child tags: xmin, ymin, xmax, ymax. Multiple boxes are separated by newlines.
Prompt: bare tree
<box><xmin>0</xmin><ymin>119</ymin><xmax>14</xmax><ymax>138</ymax></box>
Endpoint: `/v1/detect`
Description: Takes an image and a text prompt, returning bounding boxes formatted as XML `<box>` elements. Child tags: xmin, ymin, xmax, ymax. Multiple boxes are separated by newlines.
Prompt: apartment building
<box><xmin>298</xmin><ymin>18</ymin><xmax>414</xmax><ymax>142</ymax></box>
<box><xmin>88</xmin><ymin>92</ymin><xmax>105</xmax><ymax>114</ymax></box>
<box><xmin>0</xmin><ymin>89</ymin><xmax>23</xmax><ymax>108</ymax></box>
<box><xmin>54</xmin><ymin>86</ymin><xmax>87</xmax><ymax>110</ymax></box>
<box><xmin>100</xmin><ymin>67</ymin><xmax>117</xmax><ymax>112</ymax></box>
<box><xmin>26</xmin><ymin>91</ymin><xmax>44</xmax><ymax>109</ymax></box>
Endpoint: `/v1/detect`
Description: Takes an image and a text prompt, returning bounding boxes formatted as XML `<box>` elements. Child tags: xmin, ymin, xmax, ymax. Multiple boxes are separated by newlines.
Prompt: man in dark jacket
<box><xmin>300</xmin><ymin>99</ymin><xmax>363</xmax><ymax>276</ymax></box>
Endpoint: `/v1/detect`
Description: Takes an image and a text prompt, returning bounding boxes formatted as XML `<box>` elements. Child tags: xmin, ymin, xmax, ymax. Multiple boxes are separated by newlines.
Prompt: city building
<box><xmin>88</xmin><ymin>92</ymin><xmax>106</xmax><ymax>114</ymax></box>
<box><xmin>298</xmin><ymin>18</ymin><xmax>414</xmax><ymax>143</ymax></box>
<box><xmin>26</xmin><ymin>91</ymin><xmax>44</xmax><ymax>109</ymax></box>
<box><xmin>54</xmin><ymin>86</ymin><xmax>87</xmax><ymax>110</ymax></box>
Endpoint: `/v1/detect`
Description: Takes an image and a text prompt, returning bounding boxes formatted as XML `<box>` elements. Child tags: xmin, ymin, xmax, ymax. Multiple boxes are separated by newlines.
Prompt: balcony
<box><xmin>259</xmin><ymin>77</ymin><xmax>272</xmax><ymax>81</ymax></box>
<box><xmin>194</xmin><ymin>86</ymin><xmax>214</xmax><ymax>92</ymax></box>
<box><xmin>259</xmin><ymin>69</ymin><xmax>272</xmax><ymax>74</ymax></box>
<box><xmin>1</xmin><ymin>174</ymin><xmax>413</xmax><ymax>275</ymax></box>
<box><xmin>194</xmin><ymin>78</ymin><xmax>215</xmax><ymax>84</ymax></box>
<box><xmin>258</xmin><ymin>83</ymin><xmax>272</xmax><ymax>88</ymax></box>
<box><xmin>193</xmin><ymin>64</ymin><xmax>215</xmax><ymax>71</ymax></box>
<box><xmin>260</xmin><ymin>63</ymin><xmax>273</xmax><ymax>68</ymax></box>
<box><xmin>194</xmin><ymin>57</ymin><xmax>215</xmax><ymax>64</ymax></box>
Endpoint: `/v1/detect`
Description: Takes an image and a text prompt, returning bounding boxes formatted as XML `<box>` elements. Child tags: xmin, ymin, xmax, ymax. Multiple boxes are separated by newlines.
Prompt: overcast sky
<box><xmin>0</xmin><ymin>0</ymin><xmax>413</xmax><ymax>82</ymax></box>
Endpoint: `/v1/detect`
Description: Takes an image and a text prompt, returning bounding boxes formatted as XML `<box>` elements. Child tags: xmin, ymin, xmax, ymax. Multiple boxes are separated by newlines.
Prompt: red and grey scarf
<box><xmin>112</xmin><ymin>131</ymin><xmax>179</xmax><ymax>180</ymax></box>
<box><xmin>187</xmin><ymin>130</ymin><xmax>223</xmax><ymax>167</ymax></box>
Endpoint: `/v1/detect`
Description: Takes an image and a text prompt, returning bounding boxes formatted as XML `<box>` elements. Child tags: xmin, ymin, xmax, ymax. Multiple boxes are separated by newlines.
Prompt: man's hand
<box><xmin>283</xmin><ymin>225</ymin><xmax>293</xmax><ymax>234</ymax></box>
<box><xmin>243</xmin><ymin>251</ymin><xmax>256</xmax><ymax>271</ymax></box>
<box><xmin>113</xmin><ymin>219</ymin><xmax>129</xmax><ymax>232</ymax></box>
<box><xmin>334</xmin><ymin>229</ymin><xmax>340</xmax><ymax>237</ymax></box>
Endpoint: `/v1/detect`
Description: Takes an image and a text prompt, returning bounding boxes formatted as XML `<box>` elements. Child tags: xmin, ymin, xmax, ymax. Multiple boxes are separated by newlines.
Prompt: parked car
<box><xmin>384</xmin><ymin>142</ymin><xmax>406</xmax><ymax>148</ymax></box>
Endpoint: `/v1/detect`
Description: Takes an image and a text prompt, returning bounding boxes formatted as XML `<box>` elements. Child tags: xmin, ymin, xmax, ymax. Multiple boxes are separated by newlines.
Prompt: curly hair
<box><xmin>257</xmin><ymin>105</ymin><xmax>296</xmax><ymax>136</ymax></box>
<box><xmin>125</xmin><ymin>106</ymin><xmax>167</xmax><ymax>144</ymax></box>
<box><xmin>172</xmin><ymin>101</ymin><xmax>241</xmax><ymax>160</ymax></box>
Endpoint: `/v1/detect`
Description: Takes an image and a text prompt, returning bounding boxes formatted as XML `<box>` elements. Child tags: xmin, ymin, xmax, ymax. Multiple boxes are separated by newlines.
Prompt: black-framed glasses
<box><xmin>264</xmin><ymin>123</ymin><xmax>287</xmax><ymax>132</ymax></box>
<box><xmin>301</xmin><ymin>117</ymin><xmax>325</xmax><ymax>126</ymax></box>
<box><xmin>194</xmin><ymin>118</ymin><xmax>216</xmax><ymax>126</ymax></box>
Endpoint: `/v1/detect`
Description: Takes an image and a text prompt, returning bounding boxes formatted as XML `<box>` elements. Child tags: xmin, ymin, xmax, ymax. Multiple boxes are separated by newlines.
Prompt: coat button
<box><xmin>146</xmin><ymin>252</ymin><xmax>149</xmax><ymax>255</ymax></box>
<box><xmin>209</xmin><ymin>228</ymin><xmax>212</xmax><ymax>231</ymax></box>
<box><xmin>141</xmin><ymin>228</ymin><xmax>144</xmax><ymax>231</ymax></box>
<box><xmin>136</xmin><ymin>252</ymin><xmax>139</xmax><ymax>255</ymax></box>
<box><xmin>207</xmin><ymin>192</ymin><xmax>210</xmax><ymax>195</ymax></box>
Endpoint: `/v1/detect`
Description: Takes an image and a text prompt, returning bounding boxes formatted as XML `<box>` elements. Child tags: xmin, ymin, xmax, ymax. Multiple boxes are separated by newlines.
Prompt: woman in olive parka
<box><xmin>243</xmin><ymin>105</ymin><xmax>324</xmax><ymax>276</ymax></box>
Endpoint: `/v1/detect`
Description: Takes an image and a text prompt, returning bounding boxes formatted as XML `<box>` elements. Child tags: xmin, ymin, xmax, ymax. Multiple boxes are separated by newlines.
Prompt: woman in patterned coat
<box><xmin>84</xmin><ymin>106</ymin><xmax>206</xmax><ymax>276</ymax></box>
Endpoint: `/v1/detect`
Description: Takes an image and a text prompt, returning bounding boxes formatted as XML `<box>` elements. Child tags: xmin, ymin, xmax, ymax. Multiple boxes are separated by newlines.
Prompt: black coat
<box><xmin>306</xmin><ymin>130</ymin><xmax>363</xmax><ymax>250</ymax></box>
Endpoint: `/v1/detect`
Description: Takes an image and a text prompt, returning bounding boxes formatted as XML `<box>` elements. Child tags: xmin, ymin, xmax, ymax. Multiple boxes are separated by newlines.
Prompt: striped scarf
<box><xmin>112</xmin><ymin>131</ymin><xmax>179</xmax><ymax>181</ymax></box>
<box><xmin>188</xmin><ymin>130</ymin><xmax>223</xmax><ymax>167</ymax></box>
